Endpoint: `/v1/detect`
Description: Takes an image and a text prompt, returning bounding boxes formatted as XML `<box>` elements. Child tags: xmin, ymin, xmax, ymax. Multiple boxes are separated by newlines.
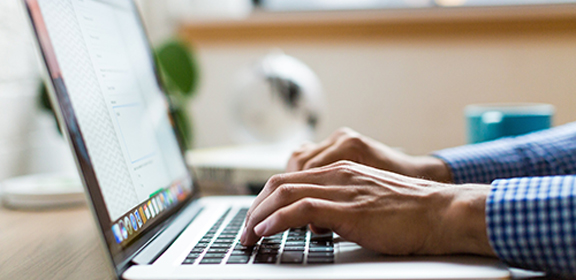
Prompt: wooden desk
<box><xmin>0</xmin><ymin>203</ymin><xmax>548</xmax><ymax>280</ymax></box>
<box><xmin>0</xmin><ymin>205</ymin><xmax>115</xmax><ymax>280</ymax></box>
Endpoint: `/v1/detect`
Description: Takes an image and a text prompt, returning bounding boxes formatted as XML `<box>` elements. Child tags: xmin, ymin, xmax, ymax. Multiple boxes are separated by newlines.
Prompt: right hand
<box><xmin>287</xmin><ymin>127</ymin><xmax>452</xmax><ymax>183</ymax></box>
<box><xmin>242</xmin><ymin>161</ymin><xmax>494</xmax><ymax>257</ymax></box>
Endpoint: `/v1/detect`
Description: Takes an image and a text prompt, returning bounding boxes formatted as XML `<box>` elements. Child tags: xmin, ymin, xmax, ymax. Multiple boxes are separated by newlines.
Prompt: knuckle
<box><xmin>266</xmin><ymin>174</ymin><xmax>286</xmax><ymax>188</ymax></box>
<box><xmin>276</xmin><ymin>184</ymin><xmax>297</xmax><ymax>199</ymax></box>
<box><xmin>297</xmin><ymin>198</ymin><xmax>318</xmax><ymax>214</ymax></box>
<box><xmin>334</xmin><ymin>160</ymin><xmax>356</xmax><ymax>168</ymax></box>
<box><xmin>326</xmin><ymin>159</ymin><xmax>353</xmax><ymax>168</ymax></box>
<box><xmin>342</xmin><ymin>135</ymin><xmax>367</xmax><ymax>150</ymax></box>
<box><xmin>337</xmin><ymin>166</ymin><xmax>358</xmax><ymax>179</ymax></box>
<box><xmin>335</xmin><ymin>127</ymin><xmax>355</xmax><ymax>136</ymax></box>
<box><xmin>290</xmin><ymin>150</ymin><xmax>302</xmax><ymax>158</ymax></box>
<box><xmin>326</xmin><ymin>162</ymin><xmax>360</xmax><ymax>179</ymax></box>
<box><xmin>346</xmin><ymin>187</ymin><xmax>363</xmax><ymax>200</ymax></box>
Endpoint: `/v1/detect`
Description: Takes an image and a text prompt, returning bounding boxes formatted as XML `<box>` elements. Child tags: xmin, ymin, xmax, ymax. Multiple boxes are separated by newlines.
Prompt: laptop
<box><xmin>23</xmin><ymin>0</ymin><xmax>510</xmax><ymax>279</ymax></box>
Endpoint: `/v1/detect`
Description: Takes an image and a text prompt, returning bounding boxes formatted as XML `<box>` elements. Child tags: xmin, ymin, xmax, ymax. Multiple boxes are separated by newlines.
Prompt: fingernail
<box><xmin>254</xmin><ymin>221</ymin><xmax>267</xmax><ymax>236</ymax></box>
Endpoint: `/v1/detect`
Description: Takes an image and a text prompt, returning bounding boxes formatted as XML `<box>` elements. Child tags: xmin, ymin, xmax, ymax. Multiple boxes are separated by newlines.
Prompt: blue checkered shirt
<box><xmin>434</xmin><ymin>122</ymin><xmax>576</xmax><ymax>277</ymax></box>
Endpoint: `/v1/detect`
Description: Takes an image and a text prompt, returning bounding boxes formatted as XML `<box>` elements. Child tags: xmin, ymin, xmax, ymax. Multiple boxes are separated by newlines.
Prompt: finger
<box><xmin>309</xmin><ymin>224</ymin><xmax>331</xmax><ymax>235</ymax></box>
<box><xmin>253</xmin><ymin>198</ymin><xmax>344</xmax><ymax>238</ymax></box>
<box><xmin>286</xmin><ymin>128</ymin><xmax>353</xmax><ymax>172</ymax></box>
<box><xmin>286</xmin><ymin>139</ymin><xmax>334</xmax><ymax>172</ymax></box>
<box><xmin>302</xmin><ymin>143</ymin><xmax>351</xmax><ymax>170</ymax></box>
<box><xmin>243</xmin><ymin>184</ymin><xmax>354</xmax><ymax>245</ymax></box>
<box><xmin>244</xmin><ymin>164</ymin><xmax>353</xmax><ymax>230</ymax></box>
<box><xmin>243</xmin><ymin>160</ymin><xmax>380</xmax><ymax>244</ymax></box>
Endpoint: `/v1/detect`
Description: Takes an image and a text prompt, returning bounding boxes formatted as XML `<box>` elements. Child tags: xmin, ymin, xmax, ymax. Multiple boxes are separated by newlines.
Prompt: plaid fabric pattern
<box><xmin>434</xmin><ymin>122</ymin><xmax>576</xmax><ymax>184</ymax></box>
<box><xmin>433</xmin><ymin>122</ymin><xmax>576</xmax><ymax>277</ymax></box>
<box><xmin>487</xmin><ymin>176</ymin><xmax>576</xmax><ymax>277</ymax></box>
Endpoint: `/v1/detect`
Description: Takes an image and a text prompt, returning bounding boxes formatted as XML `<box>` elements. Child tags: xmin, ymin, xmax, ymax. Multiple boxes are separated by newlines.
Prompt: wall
<box><xmin>0</xmin><ymin>0</ymin><xmax>41</xmax><ymax>180</ymax></box>
<box><xmin>137</xmin><ymin>3</ymin><xmax>576</xmax><ymax>155</ymax></box>
<box><xmin>188</xmin><ymin>35</ymin><xmax>576</xmax><ymax>155</ymax></box>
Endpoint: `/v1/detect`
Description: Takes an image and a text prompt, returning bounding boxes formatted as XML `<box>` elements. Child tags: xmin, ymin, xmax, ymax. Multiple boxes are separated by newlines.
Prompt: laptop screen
<box><xmin>24</xmin><ymin>0</ymin><xmax>196</xmax><ymax>266</ymax></box>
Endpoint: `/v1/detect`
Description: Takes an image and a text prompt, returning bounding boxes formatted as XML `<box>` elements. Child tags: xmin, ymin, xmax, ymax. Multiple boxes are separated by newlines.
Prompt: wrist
<box><xmin>412</xmin><ymin>156</ymin><xmax>453</xmax><ymax>183</ymax></box>
<box><xmin>437</xmin><ymin>184</ymin><xmax>496</xmax><ymax>256</ymax></box>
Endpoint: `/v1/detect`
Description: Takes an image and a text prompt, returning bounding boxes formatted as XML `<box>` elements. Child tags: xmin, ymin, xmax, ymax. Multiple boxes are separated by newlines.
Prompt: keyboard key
<box><xmin>207</xmin><ymin>248</ymin><xmax>229</xmax><ymax>253</ymax></box>
<box><xmin>231</xmin><ymin>249</ymin><xmax>253</xmax><ymax>256</ymax></box>
<box><xmin>261</xmin><ymin>239</ymin><xmax>281</xmax><ymax>244</ymax></box>
<box><xmin>310</xmin><ymin>241</ymin><xmax>333</xmax><ymax>247</ymax></box>
<box><xmin>182</xmin><ymin>258</ymin><xmax>196</xmax><ymax>265</ymax></box>
<box><xmin>195</xmin><ymin>243</ymin><xmax>209</xmax><ymax>248</ymax></box>
<box><xmin>309</xmin><ymin>247</ymin><xmax>334</xmax><ymax>253</ymax></box>
<box><xmin>284</xmin><ymin>241</ymin><xmax>305</xmax><ymax>247</ymax></box>
<box><xmin>227</xmin><ymin>255</ymin><xmax>250</xmax><ymax>264</ymax></box>
<box><xmin>187</xmin><ymin>253</ymin><xmax>201</xmax><ymax>259</ymax></box>
<box><xmin>286</xmin><ymin>236</ymin><xmax>306</xmax><ymax>242</ymax></box>
<box><xmin>260</xmin><ymin>244</ymin><xmax>280</xmax><ymax>249</ymax></box>
<box><xmin>234</xmin><ymin>244</ymin><xmax>253</xmax><ymax>250</ymax></box>
<box><xmin>217</xmin><ymin>235</ymin><xmax>237</xmax><ymax>240</ymax></box>
<box><xmin>254</xmin><ymin>254</ymin><xmax>277</xmax><ymax>263</ymax></box>
<box><xmin>283</xmin><ymin>246</ymin><xmax>305</xmax><ymax>251</ymax></box>
<box><xmin>308</xmin><ymin>252</ymin><xmax>334</xmax><ymax>258</ymax></box>
<box><xmin>307</xmin><ymin>257</ymin><xmax>334</xmax><ymax>264</ymax></box>
<box><xmin>190</xmin><ymin>247</ymin><xmax>205</xmax><ymax>253</ymax></box>
<box><xmin>203</xmin><ymin>253</ymin><xmax>227</xmax><ymax>258</ymax></box>
<box><xmin>210</xmin><ymin>243</ymin><xmax>232</xmax><ymax>248</ymax></box>
<box><xmin>280</xmin><ymin>251</ymin><xmax>304</xmax><ymax>264</ymax></box>
<box><xmin>200</xmin><ymin>258</ymin><xmax>222</xmax><ymax>264</ymax></box>
<box><xmin>257</xmin><ymin>248</ymin><xmax>279</xmax><ymax>254</ymax></box>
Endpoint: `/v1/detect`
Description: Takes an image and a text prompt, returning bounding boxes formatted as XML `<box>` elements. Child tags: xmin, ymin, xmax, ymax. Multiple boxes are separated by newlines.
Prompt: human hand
<box><xmin>241</xmin><ymin>161</ymin><xmax>496</xmax><ymax>257</ymax></box>
<box><xmin>287</xmin><ymin>127</ymin><xmax>453</xmax><ymax>183</ymax></box>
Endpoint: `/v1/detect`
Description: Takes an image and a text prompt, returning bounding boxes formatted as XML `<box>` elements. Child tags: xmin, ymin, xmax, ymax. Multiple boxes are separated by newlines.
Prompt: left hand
<box><xmin>241</xmin><ymin>160</ymin><xmax>496</xmax><ymax>256</ymax></box>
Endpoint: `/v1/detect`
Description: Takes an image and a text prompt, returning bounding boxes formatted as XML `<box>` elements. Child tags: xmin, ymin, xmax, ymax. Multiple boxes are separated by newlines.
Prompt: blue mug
<box><xmin>465</xmin><ymin>103</ymin><xmax>554</xmax><ymax>144</ymax></box>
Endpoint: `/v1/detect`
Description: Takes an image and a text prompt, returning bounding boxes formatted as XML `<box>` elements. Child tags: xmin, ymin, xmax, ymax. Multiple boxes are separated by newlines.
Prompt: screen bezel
<box><xmin>23</xmin><ymin>0</ymin><xmax>200</xmax><ymax>275</ymax></box>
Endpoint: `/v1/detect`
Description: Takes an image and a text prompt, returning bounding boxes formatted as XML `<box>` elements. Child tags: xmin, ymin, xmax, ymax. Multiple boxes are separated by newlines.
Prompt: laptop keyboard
<box><xmin>182</xmin><ymin>208</ymin><xmax>334</xmax><ymax>265</ymax></box>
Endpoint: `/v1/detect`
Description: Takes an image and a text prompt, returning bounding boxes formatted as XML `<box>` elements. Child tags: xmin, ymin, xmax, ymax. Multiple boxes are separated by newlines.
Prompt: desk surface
<box><xmin>0</xmin><ymin>203</ymin><xmax>549</xmax><ymax>280</ymax></box>
<box><xmin>0</xmin><ymin>205</ymin><xmax>115</xmax><ymax>280</ymax></box>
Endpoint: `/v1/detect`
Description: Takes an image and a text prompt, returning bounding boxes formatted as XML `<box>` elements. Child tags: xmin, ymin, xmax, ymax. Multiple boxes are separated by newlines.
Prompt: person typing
<box><xmin>241</xmin><ymin>124</ymin><xmax>576</xmax><ymax>278</ymax></box>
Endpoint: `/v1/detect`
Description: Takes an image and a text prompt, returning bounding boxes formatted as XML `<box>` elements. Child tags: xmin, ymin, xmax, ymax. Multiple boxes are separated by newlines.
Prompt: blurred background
<box><xmin>2</xmin><ymin>0</ymin><xmax>576</xmax><ymax>183</ymax></box>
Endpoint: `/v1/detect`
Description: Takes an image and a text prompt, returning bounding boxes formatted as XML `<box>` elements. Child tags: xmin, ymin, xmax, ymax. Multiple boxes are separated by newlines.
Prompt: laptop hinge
<box><xmin>132</xmin><ymin>202</ymin><xmax>204</xmax><ymax>265</ymax></box>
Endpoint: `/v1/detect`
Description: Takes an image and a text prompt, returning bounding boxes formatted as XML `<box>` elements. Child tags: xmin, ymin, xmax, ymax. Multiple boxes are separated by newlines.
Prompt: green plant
<box><xmin>39</xmin><ymin>39</ymin><xmax>200</xmax><ymax>149</ymax></box>
<box><xmin>156</xmin><ymin>39</ymin><xmax>200</xmax><ymax>149</ymax></box>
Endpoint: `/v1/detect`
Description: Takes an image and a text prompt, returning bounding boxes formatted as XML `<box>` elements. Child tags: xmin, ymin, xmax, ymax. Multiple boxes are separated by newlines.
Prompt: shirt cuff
<box><xmin>433</xmin><ymin>138</ymin><xmax>524</xmax><ymax>184</ymax></box>
<box><xmin>486</xmin><ymin>176</ymin><xmax>576</xmax><ymax>277</ymax></box>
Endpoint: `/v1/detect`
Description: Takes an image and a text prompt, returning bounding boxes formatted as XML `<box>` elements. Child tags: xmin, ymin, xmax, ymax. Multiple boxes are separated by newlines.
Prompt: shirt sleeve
<box><xmin>486</xmin><ymin>176</ymin><xmax>576</xmax><ymax>277</ymax></box>
<box><xmin>432</xmin><ymin>122</ymin><xmax>576</xmax><ymax>276</ymax></box>
<box><xmin>433</xmin><ymin>121</ymin><xmax>576</xmax><ymax>184</ymax></box>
